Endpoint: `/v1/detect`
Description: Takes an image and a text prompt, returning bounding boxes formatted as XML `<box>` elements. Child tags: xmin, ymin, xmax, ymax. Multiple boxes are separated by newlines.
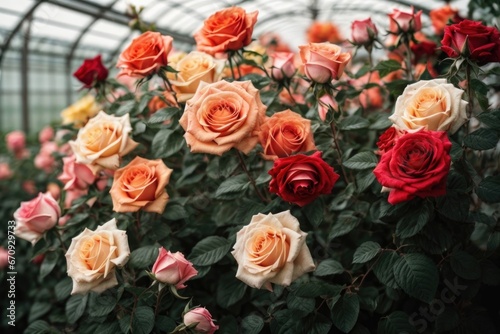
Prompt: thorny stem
<box><xmin>403</xmin><ymin>38</ymin><xmax>414</xmax><ymax>81</ymax></box>
<box><xmin>236</xmin><ymin>151</ymin><xmax>269</xmax><ymax>203</ymax></box>
<box><xmin>329</xmin><ymin>122</ymin><xmax>350</xmax><ymax>184</ymax></box>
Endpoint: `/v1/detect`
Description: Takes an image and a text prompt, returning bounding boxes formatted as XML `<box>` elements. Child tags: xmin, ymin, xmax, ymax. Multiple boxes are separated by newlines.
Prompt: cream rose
<box><xmin>231</xmin><ymin>211</ymin><xmax>315</xmax><ymax>291</ymax></box>
<box><xmin>69</xmin><ymin>111</ymin><xmax>138</xmax><ymax>173</ymax></box>
<box><xmin>389</xmin><ymin>79</ymin><xmax>468</xmax><ymax>134</ymax></box>
<box><xmin>65</xmin><ymin>218</ymin><xmax>130</xmax><ymax>294</ymax></box>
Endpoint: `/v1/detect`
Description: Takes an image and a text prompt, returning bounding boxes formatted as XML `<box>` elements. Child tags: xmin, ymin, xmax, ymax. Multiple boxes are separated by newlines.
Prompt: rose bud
<box><xmin>388</xmin><ymin>7</ymin><xmax>422</xmax><ymax>34</ymax></box>
<box><xmin>270</xmin><ymin>52</ymin><xmax>296</xmax><ymax>81</ymax></box>
<box><xmin>351</xmin><ymin>18</ymin><xmax>378</xmax><ymax>46</ymax></box>
<box><xmin>73</xmin><ymin>54</ymin><xmax>109</xmax><ymax>88</ymax></box>
<box><xmin>152</xmin><ymin>248</ymin><xmax>198</xmax><ymax>289</ymax></box>
<box><xmin>299</xmin><ymin>43</ymin><xmax>351</xmax><ymax>83</ymax></box>
<box><xmin>183</xmin><ymin>307</ymin><xmax>219</xmax><ymax>334</ymax></box>
<box><xmin>6</xmin><ymin>130</ymin><xmax>26</xmax><ymax>153</ymax></box>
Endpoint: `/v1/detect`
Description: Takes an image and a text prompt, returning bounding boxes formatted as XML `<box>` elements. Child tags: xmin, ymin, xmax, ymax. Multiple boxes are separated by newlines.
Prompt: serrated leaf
<box><xmin>331</xmin><ymin>293</ymin><xmax>359</xmax><ymax>333</ymax></box>
<box><xmin>393</xmin><ymin>253</ymin><xmax>438</xmax><ymax>303</ymax></box>
<box><xmin>87</xmin><ymin>292</ymin><xmax>117</xmax><ymax>317</ymax></box>
<box><xmin>306</xmin><ymin>313</ymin><xmax>332</xmax><ymax>334</ymax></box>
<box><xmin>463</xmin><ymin>128</ymin><xmax>499</xmax><ymax>150</ymax></box>
<box><xmin>40</xmin><ymin>251</ymin><xmax>59</xmax><ymax>279</ymax></box>
<box><xmin>377</xmin><ymin>311</ymin><xmax>416</xmax><ymax>334</ymax></box>
<box><xmin>164</xmin><ymin>203</ymin><xmax>188</xmax><ymax>220</ymax></box>
<box><xmin>374</xmin><ymin>60</ymin><xmax>403</xmax><ymax>78</ymax></box>
<box><xmin>188</xmin><ymin>236</ymin><xmax>232</xmax><ymax>266</ymax></box>
<box><xmin>343</xmin><ymin>151</ymin><xmax>378</xmax><ymax>170</ymax></box>
<box><xmin>29</xmin><ymin>301</ymin><xmax>52</xmax><ymax>323</ymax></box>
<box><xmin>292</xmin><ymin>281</ymin><xmax>342</xmax><ymax>298</ymax></box>
<box><xmin>477</xmin><ymin>109</ymin><xmax>500</xmax><ymax>130</ymax></box>
<box><xmin>328</xmin><ymin>211</ymin><xmax>361</xmax><ymax>240</ymax></box>
<box><xmin>373</xmin><ymin>252</ymin><xmax>400</xmax><ymax>289</ymax></box>
<box><xmin>286</xmin><ymin>294</ymin><xmax>315</xmax><ymax>313</ymax></box>
<box><xmin>450</xmin><ymin>250</ymin><xmax>481</xmax><ymax>280</ymax></box>
<box><xmin>66</xmin><ymin>294</ymin><xmax>88</xmax><ymax>324</ymax></box>
<box><xmin>215</xmin><ymin>174</ymin><xmax>250</xmax><ymax>199</ymax></box>
<box><xmin>476</xmin><ymin>175</ymin><xmax>500</xmax><ymax>203</ymax></box>
<box><xmin>147</xmin><ymin>107</ymin><xmax>178</xmax><ymax>123</ymax></box>
<box><xmin>55</xmin><ymin>277</ymin><xmax>73</xmax><ymax>301</ymax></box>
<box><xmin>303</xmin><ymin>199</ymin><xmax>324</xmax><ymax>227</ymax></box>
<box><xmin>24</xmin><ymin>320</ymin><xmax>52</xmax><ymax>334</ymax></box>
<box><xmin>129</xmin><ymin>246</ymin><xmax>159</xmax><ymax>269</ymax></box>
<box><xmin>355</xmin><ymin>169</ymin><xmax>376</xmax><ymax>193</ymax></box>
<box><xmin>132</xmin><ymin>306</ymin><xmax>155</xmax><ymax>334</ymax></box>
<box><xmin>353</xmin><ymin>241</ymin><xmax>381</xmax><ymax>264</ymax></box>
<box><xmin>216</xmin><ymin>273</ymin><xmax>247</xmax><ymax>308</ymax></box>
<box><xmin>396</xmin><ymin>201</ymin><xmax>433</xmax><ymax>238</ymax></box>
<box><xmin>151</xmin><ymin>128</ymin><xmax>185</xmax><ymax>158</ymax></box>
<box><xmin>314</xmin><ymin>259</ymin><xmax>344</xmax><ymax>276</ymax></box>
<box><xmin>339</xmin><ymin>116</ymin><xmax>370</xmax><ymax>130</ymax></box>
<box><xmin>241</xmin><ymin>315</ymin><xmax>265</xmax><ymax>334</ymax></box>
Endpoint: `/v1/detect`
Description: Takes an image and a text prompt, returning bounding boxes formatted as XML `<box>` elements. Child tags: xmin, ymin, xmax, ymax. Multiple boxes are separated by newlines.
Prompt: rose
<box><xmin>6</xmin><ymin>130</ymin><xmax>25</xmax><ymax>153</ymax></box>
<box><xmin>258</xmin><ymin>109</ymin><xmax>316</xmax><ymax>160</ymax></box>
<box><xmin>168</xmin><ymin>51</ymin><xmax>224</xmax><ymax>102</ymax></box>
<box><xmin>373</xmin><ymin>130</ymin><xmax>452</xmax><ymax>205</ymax></box>
<box><xmin>376</xmin><ymin>126</ymin><xmax>407</xmax><ymax>154</ymax></box>
<box><xmin>270</xmin><ymin>52</ymin><xmax>296</xmax><ymax>81</ymax></box>
<box><xmin>388</xmin><ymin>7</ymin><xmax>422</xmax><ymax>33</ymax></box>
<box><xmin>38</xmin><ymin>126</ymin><xmax>54</xmax><ymax>144</ymax></box>
<box><xmin>318</xmin><ymin>93</ymin><xmax>338</xmax><ymax>121</ymax></box>
<box><xmin>441</xmin><ymin>19</ymin><xmax>500</xmax><ymax>65</ymax></box>
<box><xmin>152</xmin><ymin>247</ymin><xmax>198</xmax><ymax>289</ymax></box>
<box><xmin>430</xmin><ymin>5</ymin><xmax>460</xmax><ymax>35</ymax></box>
<box><xmin>73</xmin><ymin>54</ymin><xmax>109</xmax><ymax>88</ymax></box>
<box><xmin>69</xmin><ymin>111</ymin><xmax>138</xmax><ymax>173</ymax></box>
<box><xmin>389</xmin><ymin>79</ymin><xmax>468</xmax><ymax>134</ymax></box>
<box><xmin>194</xmin><ymin>7</ymin><xmax>258</xmax><ymax>55</ymax></box>
<box><xmin>13</xmin><ymin>192</ymin><xmax>61</xmax><ymax>244</ymax></box>
<box><xmin>299</xmin><ymin>43</ymin><xmax>351</xmax><ymax>83</ymax></box>
<box><xmin>351</xmin><ymin>18</ymin><xmax>378</xmax><ymax>46</ymax></box>
<box><xmin>110</xmin><ymin>157</ymin><xmax>172</xmax><ymax>214</ymax></box>
<box><xmin>269</xmin><ymin>151</ymin><xmax>340</xmax><ymax>207</ymax></box>
<box><xmin>46</xmin><ymin>182</ymin><xmax>61</xmax><ymax>201</ymax></box>
<box><xmin>117</xmin><ymin>31</ymin><xmax>173</xmax><ymax>78</ymax></box>
<box><xmin>34</xmin><ymin>141</ymin><xmax>58</xmax><ymax>173</ymax></box>
<box><xmin>58</xmin><ymin>155</ymin><xmax>96</xmax><ymax>191</ymax></box>
<box><xmin>183</xmin><ymin>308</ymin><xmax>219</xmax><ymax>334</ymax></box>
<box><xmin>306</xmin><ymin>21</ymin><xmax>342</xmax><ymax>44</ymax></box>
<box><xmin>0</xmin><ymin>163</ymin><xmax>13</xmax><ymax>180</ymax></box>
<box><xmin>65</xmin><ymin>218</ymin><xmax>129</xmax><ymax>294</ymax></box>
<box><xmin>411</xmin><ymin>40</ymin><xmax>437</xmax><ymax>62</ymax></box>
<box><xmin>148</xmin><ymin>90</ymin><xmax>178</xmax><ymax>114</ymax></box>
<box><xmin>179</xmin><ymin>80</ymin><xmax>266</xmax><ymax>156</ymax></box>
<box><xmin>61</xmin><ymin>94</ymin><xmax>101</xmax><ymax>128</ymax></box>
<box><xmin>231</xmin><ymin>210</ymin><xmax>315</xmax><ymax>291</ymax></box>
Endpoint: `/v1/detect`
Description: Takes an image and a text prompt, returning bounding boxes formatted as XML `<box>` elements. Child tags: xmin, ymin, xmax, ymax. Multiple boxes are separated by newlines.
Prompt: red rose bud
<box><xmin>73</xmin><ymin>55</ymin><xmax>109</xmax><ymax>88</ymax></box>
<box><xmin>373</xmin><ymin>130</ymin><xmax>451</xmax><ymax>205</ymax></box>
<box><xmin>268</xmin><ymin>151</ymin><xmax>340</xmax><ymax>207</ymax></box>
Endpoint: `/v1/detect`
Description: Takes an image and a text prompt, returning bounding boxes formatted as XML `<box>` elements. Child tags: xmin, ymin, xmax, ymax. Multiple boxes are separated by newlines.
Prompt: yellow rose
<box><xmin>65</xmin><ymin>218</ymin><xmax>130</xmax><ymax>294</ymax></box>
<box><xmin>69</xmin><ymin>111</ymin><xmax>138</xmax><ymax>173</ymax></box>
<box><xmin>61</xmin><ymin>94</ymin><xmax>101</xmax><ymax>128</ymax></box>
<box><xmin>231</xmin><ymin>211</ymin><xmax>316</xmax><ymax>291</ymax></box>
<box><xmin>389</xmin><ymin>79</ymin><xmax>468</xmax><ymax>134</ymax></box>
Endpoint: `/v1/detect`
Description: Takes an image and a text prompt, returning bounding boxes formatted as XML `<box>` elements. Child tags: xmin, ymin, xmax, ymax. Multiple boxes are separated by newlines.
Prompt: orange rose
<box><xmin>299</xmin><ymin>43</ymin><xmax>351</xmax><ymax>83</ymax></box>
<box><xmin>110</xmin><ymin>157</ymin><xmax>172</xmax><ymax>214</ymax></box>
<box><xmin>194</xmin><ymin>7</ymin><xmax>258</xmax><ymax>56</ymax></box>
<box><xmin>179</xmin><ymin>80</ymin><xmax>266</xmax><ymax>156</ymax></box>
<box><xmin>430</xmin><ymin>5</ymin><xmax>459</xmax><ymax>35</ymax></box>
<box><xmin>148</xmin><ymin>90</ymin><xmax>178</xmax><ymax>114</ymax></box>
<box><xmin>258</xmin><ymin>109</ymin><xmax>316</xmax><ymax>160</ymax></box>
<box><xmin>306</xmin><ymin>21</ymin><xmax>343</xmax><ymax>44</ymax></box>
<box><xmin>117</xmin><ymin>31</ymin><xmax>173</xmax><ymax>78</ymax></box>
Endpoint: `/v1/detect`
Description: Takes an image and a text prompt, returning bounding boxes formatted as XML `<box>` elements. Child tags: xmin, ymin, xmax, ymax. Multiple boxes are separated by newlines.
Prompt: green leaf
<box><xmin>270</xmin><ymin>310</ymin><xmax>302</xmax><ymax>334</ymax></box>
<box><xmin>477</xmin><ymin>109</ymin><xmax>500</xmax><ymax>130</ymax></box>
<box><xmin>24</xmin><ymin>320</ymin><xmax>52</xmax><ymax>334</ymax></box>
<box><xmin>450</xmin><ymin>250</ymin><xmax>481</xmax><ymax>280</ymax></box>
<box><xmin>188</xmin><ymin>236</ymin><xmax>232</xmax><ymax>266</ymax></box>
<box><xmin>163</xmin><ymin>203</ymin><xmax>188</xmax><ymax>220</ymax></box>
<box><xmin>40</xmin><ymin>251</ymin><xmax>59</xmax><ymax>279</ymax></box>
<box><xmin>369</xmin><ymin>114</ymin><xmax>392</xmax><ymax>130</ymax></box>
<box><xmin>155</xmin><ymin>315</ymin><xmax>176</xmax><ymax>332</ymax></box>
<box><xmin>215</xmin><ymin>174</ymin><xmax>250</xmax><ymax>199</ymax></box>
<box><xmin>328</xmin><ymin>211</ymin><xmax>361</xmax><ymax>240</ymax></box>
<box><xmin>355</xmin><ymin>169</ymin><xmax>376</xmax><ymax>193</ymax></box>
<box><xmin>436</xmin><ymin>193</ymin><xmax>470</xmax><ymax>222</ymax></box>
<box><xmin>128</xmin><ymin>246</ymin><xmax>159</xmax><ymax>269</ymax></box>
<box><xmin>343</xmin><ymin>151</ymin><xmax>378</xmax><ymax>170</ymax></box>
<box><xmin>476</xmin><ymin>175</ymin><xmax>500</xmax><ymax>203</ymax></box>
<box><xmin>463</xmin><ymin>128</ymin><xmax>499</xmax><ymax>150</ymax></box>
<box><xmin>66</xmin><ymin>294</ymin><xmax>88</xmax><ymax>324</ymax></box>
<box><xmin>96</xmin><ymin>322</ymin><xmax>122</xmax><ymax>334</ymax></box>
<box><xmin>350</xmin><ymin>324</ymin><xmax>371</xmax><ymax>334</ymax></box>
<box><xmin>216</xmin><ymin>273</ymin><xmax>247</xmax><ymax>308</ymax></box>
<box><xmin>147</xmin><ymin>107</ymin><xmax>178</xmax><ymax>124</ymax></box>
<box><xmin>314</xmin><ymin>259</ymin><xmax>344</xmax><ymax>276</ymax></box>
<box><xmin>353</xmin><ymin>241</ymin><xmax>381</xmax><ymax>264</ymax></box>
<box><xmin>384</xmin><ymin>80</ymin><xmax>413</xmax><ymax>97</ymax></box>
<box><xmin>241</xmin><ymin>315</ymin><xmax>265</xmax><ymax>334</ymax></box>
<box><xmin>377</xmin><ymin>311</ymin><xmax>416</xmax><ymax>334</ymax></box>
<box><xmin>87</xmin><ymin>292</ymin><xmax>117</xmax><ymax>317</ymax></box>
<box><xmin>306</xmin><ymin>313</ymin><xmax>332</xmax><ymax>334</ymax></box>
<box><xmin>303</xmin><ymin>199</ymin><xmax>324</xmax><ymax>227</ymax></box>
<box><xmin>373</xmin><ymin>252</ymin><xmax>400</xmax><ymax>289</ymax></box>
<box><xmin>331</xmin><ymin>293</ymin><xmax>360</xmax><ymax>333</ymax></box>
<box><xmin>396</xmin><ymin>201</ymin><xmax>433</xmax><ymax>238</ymax></box>
<box><xmin>339</xmin><ymin>116</ymin><xmax>370</xmax><ymax>130</ymax></box>
<box><xmin>435</xmin><ymin>307</ymin><xmax>460</xmax><ymax>332</ymax></box>
<box><xmin>292</xmin><ymin>281</ymin><xmax>343</xmax><ymax>298</ymax></box>
<box><xmin>287</xmin><ymin>294</ymin><xmax>315</xmax><ymax>313</ymax></box>
<box><xmin>55</xmin><ymin>277</ymin><xmax>73</xmax><ymax>301</ymax></box>
<box><xmin>151</xmin><ymin>128</ymin><xmax>185</xmax><ymax>158</ymax></box>
<box><xmin>393</xmin><ymin>253</ymin><xmax>439</xmax><ymax>303</ymax></box>
<box><xmin>374</xmin><ymin>60</ymin><xmax>403</xmax><ymax>78</ymax></box>
<box><xmin>132</xmin><ymin>306</ymin><xmax>155</xmax><ymax>334</ymax></box>
<box><xmin>29</xmin><ymin>301</ymin><xmax>52</xmax><ymax>323</ymax></box>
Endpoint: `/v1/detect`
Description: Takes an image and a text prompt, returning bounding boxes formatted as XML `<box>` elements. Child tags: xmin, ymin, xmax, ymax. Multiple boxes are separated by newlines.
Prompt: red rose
<box><xmin>441</xmin><ymin>19</ymin><xmax>500</xmax><ymax>65</ymax></box>
<box><xmin>373</xmin><ymin>130</ymin><xmax>451</xmax><ymax>205</ymax></box>
<box><xmin>268</xmin><ymin>151</ymin><xmax>340</xmax><ymax>207</ymax></box>
<box><xmin>411</xmin><ymin>40</ymin><xmax>437</xmax><ymax>63</ymax></box>
<box><xmin>73</xmin><ymin>55</ymin><xmax>109</xmax><ymax>88</ymax></box>
<box><xmin>376</xmin><ymin>126</ymin><xmax>406</xmax><ymax>154</ymax></box>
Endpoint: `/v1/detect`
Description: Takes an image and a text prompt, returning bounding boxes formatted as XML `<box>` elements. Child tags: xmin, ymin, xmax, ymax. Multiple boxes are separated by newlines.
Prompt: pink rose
<box><xmin>14</xmin><ymin>192</ymin><xmax>61</xmax><ymax>244</ymax></box>
<box><xmin>183</xmin><ymin>308</ymin><xmax>219</xmax><ymax>334</ymax></box>
<box><xmin>388</xmin><ymin>7</ymin><xmax>422</xmax><ymax>33</ymax></box>
<box><xmin>38</xmin><ymin>126</ymin><xmax>54</xmax><ymax>144</ymax></box>
<box><xmin>0</xmin><ymin>163</ymin><xmax>13</xmax><ymax>180</ymax></box>
<box><xmin>270</xmin><ymin>52</ymin><xmax>296</xmax><ymax>81</ymax></box>
<box><xmin>318</xmin><ymin>93</ymin><xmax>338</xmax><ymax>121</ymax></box>
<box><xmin>58</xmin><ymin>155</ymin><xmax>96</xmax><ymax>191</ymax></box>
<box><xmin>34</xmin><ymin>142</ymin><xmax>58</xmax><ymax>173</ymax></box>
<box><xmin>152</xmin><ymin>247</ymin><xmax>198</xmax><ymax>289</ymax></box>
<box><xmin>6</xmin><ymin>130</ymin><xmax>26</xmax><ymax>153</ymax></box>
<box><xmin>299</xmin><ymin>43</ymin><xmax>351</xmax><ymax>83</ymax></box>
<box><xmin>0</xmin><ymin>247</ymin><xmax>8</xmax><ymax>269</ymax></box>
<box><xmin>351</xmin><ymin>18</ymin><xmax>378</xmax><ymax>45</ymax></box>
<box><xmin>64</xmin><ymin>188</ymin><xmax>88</xmax><ymax>209</ymax></box>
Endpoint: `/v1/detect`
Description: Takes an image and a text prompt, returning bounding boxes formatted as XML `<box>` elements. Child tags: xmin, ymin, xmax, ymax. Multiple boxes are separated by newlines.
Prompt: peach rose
<box><xmin>389</xmin><ymin>79</ymin><xmax>468</xmax><ymax>134</ymax></box>
<box><xmin>65</xmin><ymin>218</ymin><xmax>130</xmax><ymax>294</ymax></box>
<box><xmin>69</xmin><ymin>111</ymin><xmax>138</xmax><ymax>173</ymax></box>
<box><xmin>258</xmin><ymin>109</ymin><xmax>316</xmax><ymax>160</ymax></box>
<box><xmin>117</xmin><ymin>31</ymin><xmax>173</xmax><ymax>78</ymax></box>
<box><xmin>110</xmin><ymin>157</ymin><xmax>172</xmax><ymax>214</ymax></box>
<box><xmin>388</xmin><ymin>7</ymin><xmax>422</xmax><ymax>34</ymax></box>
<box><xmin>148</xmin><ymin>90</ymin><xmax>178</xmax><ymax>114</ymax></box>
<box><xmin>59</xmin><ymin>155</ymin><xmax>96</xmax><ymax>191</ymax></box>
<box><xmin>14</xmin><ymin>192</ymin><xmax>61</xmax><ymax>244</ymax></box>
<box><xmin>194</xmin><ymin>7</ymin><xmax>258</xmax><ymax>56</ymax></box>
<box><xmin>0</xmin><ymin>162</ymin><xmax>13</xmax><ymax>180</ymax></box>
<box><xmin>6</xmin><ymin>130</ymin><xmax>25</xmax><ymax>153</ymax></box>
<box><xmin>168</xmin><ymin>51</ymin><xmax>224</xmax><ymax>102</ymax></box>
<box><xmin>152</xmin><ymin>247</ymin><xmax>198</xmax><ymax>289</ymax></box>
<box><xmin>430</xmin><ymin>5</ymin><xmax>459</xmax><ymax>35</ymax></box>
<box><xmin>270</xmin><ymin>52</ymin><xmax>296</xmax><ymax>81</ymax></box>
<box><xmin>61</xmin><ymin>94</ymin><xmax>101</xmax><ymax>128</ymax></box>
<box><xmin>183</xmin><ymin>308</ymin><xmax>219</xmax><ymax>334</ymax></box>
<box><xmin>180</xmin><ymin>80</ymin><xmax>266</xmax><ymax>156</ymax></box>
<box><xmin>232</xmin><ymin>211</ymin><xmax>315</xmax><ymax>291</ymax></box>
<box><xmin>299</xmin><ymin>43</ymin><xmax>351</xmax><ymax>83</ymax></box>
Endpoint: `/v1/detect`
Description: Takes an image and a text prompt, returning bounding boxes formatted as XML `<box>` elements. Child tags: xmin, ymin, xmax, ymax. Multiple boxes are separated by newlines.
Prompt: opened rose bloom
<box><xmin>61</xmin><ymin>94</ymin><xmax>101</xmax><ymax>128</ymax></box>
<box><xmin>388</xmin><ymin>7</ymin><xmax>422</xmax><ymax>33</ymax></box>
<box><xmin>69</xmin><ymin>111</ymin><xmax>138</xmax><ymax>173</ymax></box>
<box><xmin>152</xmin><ymin>247</ymin><xmax>198</xmax><ymax>289</ymax></box>
<box><xmin>183</xmin><ymin>307</ymin><xmax>219</xmax><ymax>334</ymax></box>
<box><xmin>73</xmin><ymin>54</ymin><xmax>109</xmax><ymax>88</ymax></box>
<box><xmin>180</xmin><ymin>80</ymin><xmax>266</xmax><ymax>156</ymax></box>
<box><xmin>58</xmin><ymin>155</ymin><xmax>96</xmax><ymax>191</ymax></box>
<box><xmin>14</xmin><ymin>192</ymin><xmax>61</xmax><ymax>244</ymax></box>
<box><xmin>117</xmin><ymin>31</ymin><xmax>173</xmax><ymax>78</ymax></box>
<box><xmin>389</xmin><ymin>79</ymin><xmax>468</xmax><ymax>134</ymax></box>
<box><xmin>194</xmin><ymin>6</ymin><xmax>258</xmax><ymax>56</ymax></box>
<box><xmin>376</xmin><ymin>126</ymin><xmax>407</xmax><ymax>154</ymax></box>
<box><xmin>299</xmin><ymin>43</ymin><xmax>351</xmax><ymax>83</ymax></box>
<box><xmin>66</xmin><ymin>218</ymin><xmax>130</xmax><ymax>294</ymax></box>
<box><xmin>232</xmin><ymin>211</ymin><xmax>315</xmax><ymax>291</ymax></box>
<box><xmin>259</xmin><ymin>109</ymin><xmax>316</xmax><ymax>160</ymax></box>
<box><xmin>110</xmin><ymin>156</ymin><xmax>172</xmax><ymax>214</ymax></box>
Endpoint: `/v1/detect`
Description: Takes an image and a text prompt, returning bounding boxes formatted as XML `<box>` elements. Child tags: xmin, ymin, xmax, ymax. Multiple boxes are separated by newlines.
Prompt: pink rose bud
<box><xmin>152</xmin><ymin>247</ymin><xmax>198</xmax><ymax>289</ymax></box>
<box><xmin>0</xmin><ymin>162</ymin><xmax>13</xmax><ymax>180</ymax></box>
<box><xmin>38</xmin><ymin>126</ymin><xmax>54</xmax><ymax>144</ymax></box>
<box><xmin>34</xmin><ymin>141</ymin><xmax>58</xmax><ymax>173</ymax></box>
<box><xmin>13</xmin><ymin>192</ymin><xmax>61</xmax><ymax>244</ymax></box>
<box><xmin>388</xmin><ymin>7</ymin><xmax>422</xmax><ymax>33</ymax></box>
<box><xmin>270</xmin><ymin>52</ymin><xmax>296</xmax><ymax>80</ymax></box>
<box><xmin>58</xmin><ymin>155</ymin><xmax>96</xmax><ymax>191</ymax></box>
<box><xmin>22</xmin><ymin>180</ymin><xmax>37</xmax><ymax>195</ymax></box>
<box><xmin>0</xmin><ymin>247</ymin><xmax>9</xmax><ymax>269</ymax></box>
<box><xmin>183</xmin><ymin>307</ymin><xmax>219</xmax><ymax>334</ymax></box>
<box><xmin>6</xmin><ymin>130</ymin><xmax>26</xmax><ymax>153</ymax></box>
<box><xmin>318</xmin><ymin>93</ymin><xmax>338</xmax><ymax>121</ymax></box>
<box><xmin>351</xmin><ymin>18</ymin><xmax>378</xmax><ymax>45</ymax></box>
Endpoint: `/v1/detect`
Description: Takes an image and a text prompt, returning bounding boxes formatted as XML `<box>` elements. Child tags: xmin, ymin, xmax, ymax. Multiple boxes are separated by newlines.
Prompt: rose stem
<box><xmin>55</xmin><ymin>229</ymin><xmax>68</xmax><ymax>253</ymax></box>
<box><xmin>236</xmin><ymin>150</ymin><xmax>269</xmax><ymax>203</ymax></box>
<box><xmin>154</xmin><ymin>286</ymin><xmax>166</xmax><ymax>316</ymax></box>
<box><xmin>227</xmin><ymin>52</ymin><xmax>237</xmax><ymax>80</ymax></box>
<box><xmin>284</xmin><ymin>85</ymin><xmax>297</xmax><ymax>106</ymax></box>
<box><xmin>329</xmin><ymin>122</ymin><xmax>350</xmax><ymax>184</ymax></box>
<box><xmin>465</xmin><ymin>63</ymin><xmax>474</xmax><ymax>135</ymax></box>
<box><xmin>403</xmin><ymin>38</ymin><xmax>414</xmax><ymax>81</ymax></box>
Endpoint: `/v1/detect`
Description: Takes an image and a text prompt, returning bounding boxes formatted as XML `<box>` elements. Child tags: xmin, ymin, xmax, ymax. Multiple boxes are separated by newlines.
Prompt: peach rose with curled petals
<box><xmin>117</xmin><ymin>31</ymin><xmax>173</xmax><ymax>78</ymax></box>
<box><xmin>258</xmin><ymin>109</ymin><xmax>316</xmax><ymax>160</ymax></box>
<box><xmin>231</xmin><ymin>211</ymin><xmax>315</xmax><ymax>291</ymax></box>
<box><xmin>66</xmin><ymin>218</ymin><xmax>130</xmax><ymax>294</ymax></box>
<box><xmin>109</xmin><ymin>157</ymin><xmax>172</xmax><ymax>214</ymax></box>
<box><xmin>194</xmin><ymin>7</ymin><xmax>258</xmax><ymax>56</ymax></box>
<box><xmin>299</xmin><ymin>43</ymin><xmax>351</xmax><ymax>83</ymax></box>
<box><xmin>179</xmin><ymin>80</ymin><xmax>266</xmax><ymax>156</ymax></box>
<box><xmin>69</xmin><ymin>111</ymin><xmax>138</xmax><ymax>174</ymax></box>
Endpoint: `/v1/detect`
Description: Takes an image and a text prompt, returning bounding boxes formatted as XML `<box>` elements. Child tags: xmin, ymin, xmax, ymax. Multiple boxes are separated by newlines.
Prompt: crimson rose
<box><xmin>441</xmin><ymin>19</ymin><xmax>500</xmax><ymax>65</ymax></box>
<box><xmin>376</xmin><ymin>126</ymin><xmax>406</xmax><ymax>154</ymax></box>
<box><xmin>268</xmin><ymin>151</ymin><xmax>339</xmax><ymax>207</ymax></box>
<box><xmin>373</xmin><ymin>130</ymin><xmax>451</xmax><ymax>205</ymax></box>
<box><xmin>73</xmin><ymin>55</ymin><xmax>109</xmax><ymax>88</ymax></box>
